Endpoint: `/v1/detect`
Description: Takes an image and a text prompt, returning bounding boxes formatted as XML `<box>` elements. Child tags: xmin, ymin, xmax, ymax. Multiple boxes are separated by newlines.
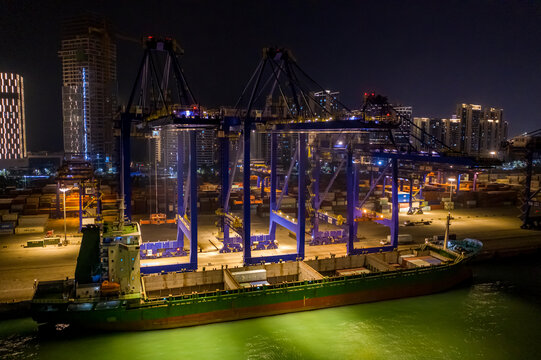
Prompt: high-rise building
<box><xmin>393</xmin><ymin>105</ymin><xmax>413</xmax><ymax>147</ymax></box>
<box><xmin>412</xmin><ymin>116</ymin><xmax>477</xmax><ymax>153</ymax></box>
<box><xmin>0</xmin><ymin>72</ymin><xmax>27</xmax><ymax>162</ymax></box>
<box><xmin>480</xmin><ymin>107</ymin><xmax>506</xmax><ymax>155</ymax></box>
<box><xmin>443</xmin><ymin>116</ymin><xmax>461</xmax><ymax>151</ymax></box>
<box><xmin>413</xmin><ymin>105</ymin><xmax>507</xmax><ymax>156</ymax></box>
<box><xmin>59</xmin><ymin>13</ymin><xmax>117</xmax><ymax>170</ymax></box>
<box><xmin>196</xmin><ymin>130</ymin><xmax>216</xmax><ymax>167</ymax></box>
<box><xmin>311</xmin><ymin>90</ymin><xmax>340</xmax><ymax>116</ymax></box>
<box><xmin>455</xmin><ymin>104</ymin><xmax>507</xmax><ymax>156</ymax></box>
<box><xmin>412</xmin><ymin>117</ymin><xmax>446</xmax><ymax>150</ymax></box>
<box><xmin>456</xmin><ymin>104</ymin><xmax>482</xmax><ymax>155</ymax></box>
<box><xmin>155</xmin><ymin>128</ymin><xmax>216</xmax><ymax>171</ymax></box>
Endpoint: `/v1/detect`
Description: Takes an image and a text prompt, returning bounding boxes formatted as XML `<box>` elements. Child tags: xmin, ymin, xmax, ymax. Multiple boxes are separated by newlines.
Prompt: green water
<box><xmin>2</xmin><ymin>256</ymin><xmax>541</xmax><ymax>360</ymax></box>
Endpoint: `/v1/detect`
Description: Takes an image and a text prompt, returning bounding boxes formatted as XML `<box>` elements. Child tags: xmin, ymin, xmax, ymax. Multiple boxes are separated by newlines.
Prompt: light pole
<box><xmin>445</xmin><ymin>178</ymin><xmax>456</xmax><ymax>250</ymax></box>
<box><xmin>60</xmin><ymin>187</ymin><xmax>69</xmax><ymax>244</ymax></box>
<box><xmin>448</xmin><ymin>178</ymin><xmax>455</xmax><ymax>203</ymax></box>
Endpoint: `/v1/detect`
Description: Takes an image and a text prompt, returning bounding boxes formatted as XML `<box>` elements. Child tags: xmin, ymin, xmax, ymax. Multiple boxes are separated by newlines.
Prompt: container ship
<box><xmin>31</xmin><ymin>223</ymin><xmax>482</xmax><ymax>331</ymax></box>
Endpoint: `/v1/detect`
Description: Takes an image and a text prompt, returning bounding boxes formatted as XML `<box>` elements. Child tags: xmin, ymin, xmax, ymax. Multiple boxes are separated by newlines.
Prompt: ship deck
<box><xmin>140</xmin><ymin>246</ymin><xmax>457</xmax><ymax>300</ymax></box>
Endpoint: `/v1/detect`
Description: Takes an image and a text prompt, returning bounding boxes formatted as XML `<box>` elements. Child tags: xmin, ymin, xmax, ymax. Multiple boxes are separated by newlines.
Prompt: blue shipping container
<box><xmin>0</xmin><ymin>222</ymin><xmax>15</xmax><ymax>229</ymax></box>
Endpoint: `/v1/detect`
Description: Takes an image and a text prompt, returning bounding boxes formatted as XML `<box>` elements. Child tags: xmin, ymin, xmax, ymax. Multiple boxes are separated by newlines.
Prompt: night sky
<box><xmin>1</xmin><ymin>0</ymin><xmax>540</xmax><ymax>152</ymax></box>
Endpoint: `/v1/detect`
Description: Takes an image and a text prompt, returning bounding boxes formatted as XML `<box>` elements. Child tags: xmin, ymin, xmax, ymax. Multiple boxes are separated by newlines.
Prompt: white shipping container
<box><xmin>387</xmin><ymin>234</ymin><xmax>413</xmax><ymax>244</ymax></box>
<box><xmin>82</xmin><ymin>218</ymin><xmax>95</xmax><ymax>225</ymax></box>
<box><xmin>364</xmin><ymin>202</ymin><xmax>375</xmax><ymax>210</ymax></box>
<box><xmin>232</xmin><ymin>269</ymin><xmax>267</xmax><ymax>283</ymax></box>
<box><xmin>281</xmin><ymin>197</ymin><xmax>296</xmax><ymax>205</ymax></box>
<box><xmin>2</xmin><ymin>213</ymin><xmax>18</xmax><ymax>221</ymax></box>
<box><xmin>15</xmin><ymin>226</ymin><xmax>45</xmax><ymax>234</ymax></box>
<box><xmin>18</xmin><ymin>214</ymin><xmax>49</xmax><ymax>227</ymax></box>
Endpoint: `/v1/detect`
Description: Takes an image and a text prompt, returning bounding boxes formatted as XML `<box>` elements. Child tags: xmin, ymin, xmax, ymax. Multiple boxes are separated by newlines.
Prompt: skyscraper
<box><xmin>311</xmin><ymin>90</ymin><xmax>340</xmax><ymax>116</ymax></box>
<box><xmin>456</xmin><ymin>104</ymin><xmax>482</xmax><ymax>155</ymax></box>
<box><xmin>412</xmin><ymin>117</ymin><xmax>446</xmax><ymax>150</ymax></box>
<box><xmin>153</xmin><ymin>128</ymin><xmax>217</xmax><ymax>171</ymax></box>
<box><xmin>444</xmin><ymin>116</ymin><xmax>461</xmax><ymax>151</ymax></box>
<box><xmin>0</xmin><ymin>72</ymin><xmax>26</xmax><ymax>163</ymax></box>
<box><xmin>480</xmin><ymin>107</ymin><xmax>506</xmax><ymax>155</ymax></box>
<box><xmin>393</xmin><ymin>105</ymin><xmax>413</xmax><ymax>147</ymax></box>
<box><xmin>59</xmin><ymin>13</ymin><xmax>117</xmax><ymax>169</ymax></box>
<box><xmin>455</xmin><ymin>104</ymin><xmax>507</xmax><ymax>156</ymax></box>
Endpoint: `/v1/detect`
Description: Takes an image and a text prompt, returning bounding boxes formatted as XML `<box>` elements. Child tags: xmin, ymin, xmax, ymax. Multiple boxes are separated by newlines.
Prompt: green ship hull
<box><xmin>32</xmin><ymin>255</ymin><xmax>472</xmax><ymax>331</ymax></box>
<box><xmin>31</xmin><ymin>224</ymin><xmax>482</xmax><ymax>331</ymax></box>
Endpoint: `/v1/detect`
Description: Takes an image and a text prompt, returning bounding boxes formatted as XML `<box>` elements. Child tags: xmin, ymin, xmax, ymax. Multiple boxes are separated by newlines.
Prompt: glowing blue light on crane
<box><xmin>82</xmin><ymin>67</ymin><xmax>89</xmax><ymax>160</ymax></box>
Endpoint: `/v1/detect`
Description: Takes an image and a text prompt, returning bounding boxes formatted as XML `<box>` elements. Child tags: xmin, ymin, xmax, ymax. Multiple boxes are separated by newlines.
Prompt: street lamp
<box><xmin>60</xmin><ymin>187</ymin><xmax>69</xmax><ymax>244</ymax></box>
<box><xmin>445</xmin><ymin>178</ymin><xmax>456</xmax><ymax>250</ymax></box>
<box><xmin>447</xmin><ymin>178</ymin><xmax>456</xmax><ymax>202</ymax></box>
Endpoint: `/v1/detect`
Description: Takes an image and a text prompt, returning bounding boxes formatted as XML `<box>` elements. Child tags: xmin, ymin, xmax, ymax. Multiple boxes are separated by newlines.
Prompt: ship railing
<box><xmin>142</xmin><ymin>263</ymin><xmax>456</xmax><ymax>305</ymax></box>
<box><xmin>32</xmin><ymin>298</ymin><xmax>69</xmax><ymax>304</ymax></box>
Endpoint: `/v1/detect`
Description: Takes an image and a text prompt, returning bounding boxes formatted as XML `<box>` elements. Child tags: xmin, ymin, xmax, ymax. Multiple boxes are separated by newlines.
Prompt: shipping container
<box><xmin>0</xmin><ymin>222</ymin><xmax>15</xmax><ymax>230</ymax></box>
<box><xmin>18</xmin><ymin>214</ymin><xmax>49</xmax><ymax>227</ymax></box>
<box><xmin>15</xmin><ymin>226</ymin><xmax>45</xmax><ymax>234</ymax></box>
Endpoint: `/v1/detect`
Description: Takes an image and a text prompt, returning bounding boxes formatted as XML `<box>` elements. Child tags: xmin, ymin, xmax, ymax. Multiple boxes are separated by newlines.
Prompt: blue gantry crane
<box><xmin>504</xmin><ymin>128</ymin><xmax>541</xmax><ymax>229</ymax></box>
<box><xmin>119</xmin><ymin>42</ymin><xmax>494</xmax><ymax>274</ymax></box>
<box><xmin>120</xmin><ymin>36</ymin><xmax>219</xmax><ymax>273</ymax></box>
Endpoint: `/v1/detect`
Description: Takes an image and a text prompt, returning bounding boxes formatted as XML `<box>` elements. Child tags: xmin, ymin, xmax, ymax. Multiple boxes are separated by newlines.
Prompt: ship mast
<box><xmin>443</xmin><ymin>212</ymin><xmax>451</xmax><ymax>249</ymax></box>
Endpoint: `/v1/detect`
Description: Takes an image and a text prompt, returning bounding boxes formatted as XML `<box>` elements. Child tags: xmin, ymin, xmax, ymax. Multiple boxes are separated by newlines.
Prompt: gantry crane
<box><xmin>504</xmin><ymin>128</ymin><xmax>541</xmax><ymax>229</ymax></box>
<box><xmin>120</xmin><ymin>43</ymin><xmax>495</xmax><ymax>273</ymax></box>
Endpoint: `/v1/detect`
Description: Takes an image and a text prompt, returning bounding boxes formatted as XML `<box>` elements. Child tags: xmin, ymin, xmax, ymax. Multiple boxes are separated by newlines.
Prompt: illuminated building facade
<box><xmin>412</xmin><ymin>117</ymin><xmax>446</xmax><ymax>150</ymax></box>
<box><xmin>480</xmin><ymin>107</ymin><xmax>506</xmax><ymax>156</ymax></box>
<box><xmin>59</xmin><ymin>13</ymin><xmax>117</xmax><ymax>170</ymax></box>
<box><xmin>444</xmin><ymin>116</ymin><xmax>461</xmax><ymax>151</ymax></box>
<box><xmin>393</xmin><ymin>105</ymin><xmax>413</xmax><ymax>147</ymax></box>
<box><xmin>311</xmin><ymin>90</ymin><xmax>340</xmax><ymax>116</ymax></box>
<box><xmin>456</xmin><ymin>104</ymin><xmax>507</xmax><ymax>156</ymax></box>
<box><xmin>153</xmin><ymin>128</ymin><xmax>216</xmax><ymax>172</ymax></box>
<box><xmin>456</xmin><ymin>104</ymin><xmax>482</xmax><ymax>155</ymax></box>
<box><xmin>0</xmin><ymin>72</ymin><xmax>27</xmax><ymax>162</ymax></box>
<box><xmin>413</xmin><ymin>105</ymin><xmax>507</xmax><ymax>156</ymax></box>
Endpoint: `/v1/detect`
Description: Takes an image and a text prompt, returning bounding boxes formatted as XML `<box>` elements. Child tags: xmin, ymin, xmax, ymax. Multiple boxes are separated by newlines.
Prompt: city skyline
<box><xmin>1</xmin><ymin>1</ymin><xmax>540</xmax><ymax>152</ymax></box>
